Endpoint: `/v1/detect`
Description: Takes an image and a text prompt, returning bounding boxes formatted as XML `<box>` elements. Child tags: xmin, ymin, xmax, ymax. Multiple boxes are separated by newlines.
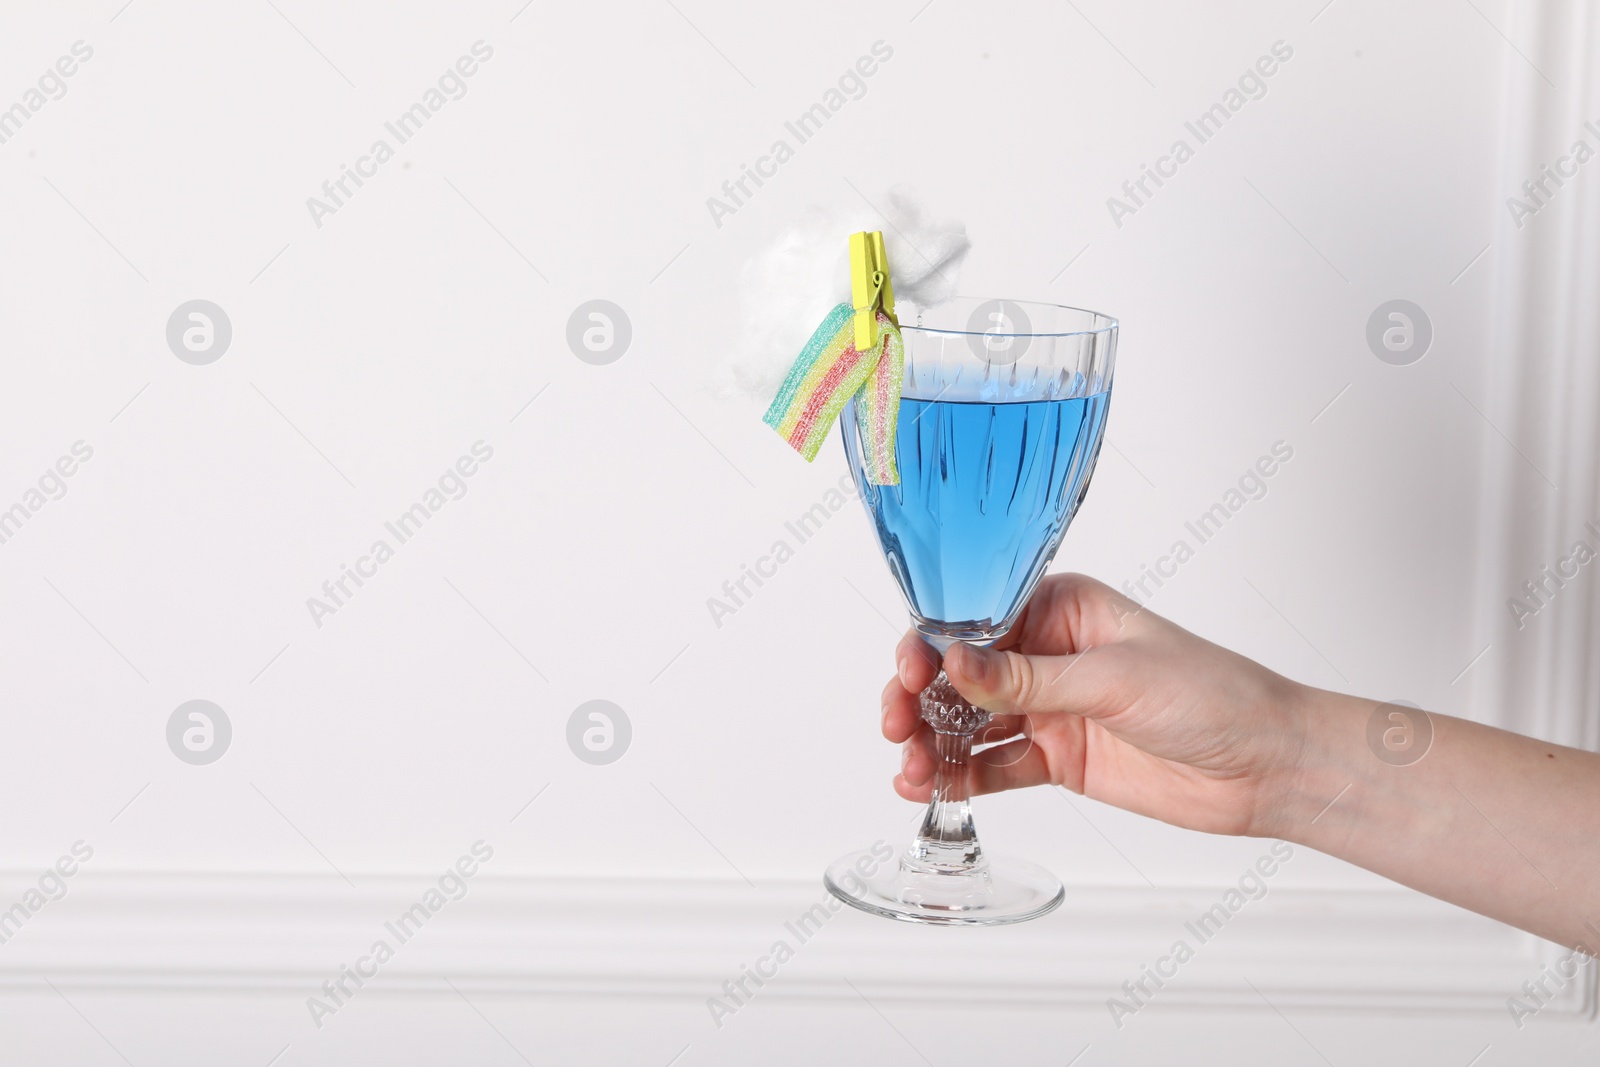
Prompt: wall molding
<box><xmin>0</xmin><ymin>870</ymin><xmax>1591</xmax><ymax>1020</ymax></box>
<box><xmin>1479</xmin><ymin>0</ymin><xmax>1600</xmax><ymax>751</ymax></box>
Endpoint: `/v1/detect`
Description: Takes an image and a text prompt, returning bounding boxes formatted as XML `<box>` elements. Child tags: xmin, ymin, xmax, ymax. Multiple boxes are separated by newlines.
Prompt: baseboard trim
<box><xmin>0</xmin><ymin>870</ymin><xmax>1590</xmax><ymax>1021</ymax></box>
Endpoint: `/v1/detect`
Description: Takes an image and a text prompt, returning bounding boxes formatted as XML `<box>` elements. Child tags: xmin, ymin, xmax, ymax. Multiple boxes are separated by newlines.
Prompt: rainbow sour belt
<box><xmin>762</xmin><ymin>302</ymin><xmax>904</xmax><ymax>485</ymax></box>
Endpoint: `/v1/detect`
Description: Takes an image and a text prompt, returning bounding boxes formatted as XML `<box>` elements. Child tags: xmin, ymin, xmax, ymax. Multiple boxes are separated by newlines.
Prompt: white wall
<box><xmin>0</xmin><ymin>0</ymin><xmax>1594</xmax><ymax>1063</ymax></box>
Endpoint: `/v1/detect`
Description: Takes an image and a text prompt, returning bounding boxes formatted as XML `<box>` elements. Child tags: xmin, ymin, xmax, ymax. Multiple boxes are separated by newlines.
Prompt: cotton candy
<box><xmin>716</xmin><ymin>187</ymin><xmax>968</xmax><ymax>402</ymax></box>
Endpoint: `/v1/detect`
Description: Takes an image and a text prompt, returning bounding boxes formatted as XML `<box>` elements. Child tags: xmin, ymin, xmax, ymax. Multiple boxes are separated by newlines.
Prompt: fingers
<box><xmin>895</xmin><ymin>631</ymin><xmax>942</xmax><ymax>692</ymax></box>
<box><xmin>971</xmin><ymin>738</ymin><xmax>1056</xmax><ymax>794</ymax></box>
<box><xmin>974</xmin><ymin>715</ymin><xmax>1029</xmax><ymax>749</ymax></box>
<box><xmin>881</xmin><ymin>676</ymin><xmax>921</xmax><ymax>743</ymax></box>
<box><xmin>897</xmin><ymin>714</ymin><xmax>1037</xmax><ymax>789</ymax></box>
<box><xmin>944</xmin><ymin>641</ymin><xmax>1109</xmax><ymax>718</ymax></box>
<box><xmin>884</xmin><ymin>632</ymin><xmax>942</xmax><ymax>744</ymax></box>
<box><xmin>892</xmin><ymin>729</ymin><xmax>1061</xmax><ymax>802</ymax></box>
<box><xmin>884</xmin><ymin>579</ymin><xmax>1150</xmax><ymax>802</ymax></box>
<box><xmin>886</xmin><ymin>669</ymin><xmax>1031</xmax><ymax>748</ymax></box>
<box><xmin>899</xmin><ymin>722</ymin><xmax>937</xmax><ymax>787</ymax></box>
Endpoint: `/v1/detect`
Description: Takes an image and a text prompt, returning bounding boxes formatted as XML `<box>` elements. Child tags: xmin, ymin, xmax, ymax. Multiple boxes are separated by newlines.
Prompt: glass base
<box><xmin>824</xmin><ymin>848</ymin><xmax>1065</xmax><ymax>926</ymax></box>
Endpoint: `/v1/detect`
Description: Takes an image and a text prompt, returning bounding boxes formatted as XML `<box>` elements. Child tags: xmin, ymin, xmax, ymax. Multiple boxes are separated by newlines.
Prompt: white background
<box><xmin>0</xmin><ymin>0</ymin><xmax>1595</xmax><ymax>1063</ymax></box>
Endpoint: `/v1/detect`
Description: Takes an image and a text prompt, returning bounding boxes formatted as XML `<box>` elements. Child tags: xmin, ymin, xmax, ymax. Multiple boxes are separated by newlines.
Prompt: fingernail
<box><xmin>896</xmin><ymin>652</ymin><xmax>910</xmax><ymax>685</ymax></box>
<box><xmin>901</xmin><ymin>745</ymin><xmax>912</xmax><ymax>772</ymax></box>
<box><xmin>956</xmin><ymin>644</ymin><xmax>998</xmax><ymax>689</ymax></box>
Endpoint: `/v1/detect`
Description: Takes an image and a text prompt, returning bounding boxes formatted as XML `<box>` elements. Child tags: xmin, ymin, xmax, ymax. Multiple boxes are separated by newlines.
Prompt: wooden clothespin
<box><xmin>850</xmin><ymin>230</ymin><xmax>897</xmax><ymax>353</ymax></box>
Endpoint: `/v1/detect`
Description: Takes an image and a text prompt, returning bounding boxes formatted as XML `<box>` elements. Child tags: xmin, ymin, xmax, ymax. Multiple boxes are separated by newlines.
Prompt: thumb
<box><xmin>945</xmin><ymin>642</ymin><xmax>1093</xmax><ymax>717</ymax></box>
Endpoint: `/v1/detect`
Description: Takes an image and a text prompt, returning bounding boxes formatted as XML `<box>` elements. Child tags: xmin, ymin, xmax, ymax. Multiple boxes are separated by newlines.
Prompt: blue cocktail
<box><xmin>845</xmin><ymin>393</ymin><xmax>1110</xmax><ymax>646</ymax></box>
<box><xmin>826</xmin><ymin>298</ymin><xmax>1118</xmax><ymax>925</ymax></box>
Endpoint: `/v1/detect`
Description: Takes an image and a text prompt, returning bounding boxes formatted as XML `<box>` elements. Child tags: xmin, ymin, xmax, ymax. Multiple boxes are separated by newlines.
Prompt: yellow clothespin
<box><xmin>869</xmin><ymin>231</ymin><xmax>897</xmax><ymax>327</ymax></box>
<box><xmin>850</xmin><ymin>231</ymin><xmax>896</xmax><ymax>352</ymax></box>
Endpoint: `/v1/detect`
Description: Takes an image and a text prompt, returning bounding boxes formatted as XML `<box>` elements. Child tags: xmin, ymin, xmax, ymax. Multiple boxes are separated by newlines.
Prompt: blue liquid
<box><xmin>844</xmin><ymin>393</ymin><xmax>1109</xmax><ymax>639</ymax></box>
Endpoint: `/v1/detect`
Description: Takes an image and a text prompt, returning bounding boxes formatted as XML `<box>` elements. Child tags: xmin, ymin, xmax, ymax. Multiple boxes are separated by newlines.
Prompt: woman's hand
<box><xmin>883</xmin><ymin>573</ymin><xmax>1313</xmax><ymax>838</ymax></box>
<box><xmin>884</xmin><ymin>572</ymin><xmax>1600</xmax><ymax>951</ymax></box>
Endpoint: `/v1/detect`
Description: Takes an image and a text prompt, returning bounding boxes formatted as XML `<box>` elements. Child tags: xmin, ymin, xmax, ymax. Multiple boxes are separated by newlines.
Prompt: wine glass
<box><xmin>825</xmin><ymin>297</ymin><xmax>1118</xmax><ymax>925</ymax></box>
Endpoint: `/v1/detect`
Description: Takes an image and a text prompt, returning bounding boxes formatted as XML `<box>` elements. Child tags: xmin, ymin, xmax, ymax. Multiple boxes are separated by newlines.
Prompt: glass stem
<box><xmin>906</xmin><ymin>728</ymin><xmax>985</xmax><ymax>870</ymax></box>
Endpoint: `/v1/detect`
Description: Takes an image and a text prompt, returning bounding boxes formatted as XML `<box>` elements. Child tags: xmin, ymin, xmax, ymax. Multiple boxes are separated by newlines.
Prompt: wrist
<box><xmin>1253</xmin><ymin>682</ymin><xmax>1368</xmax><ymax>843</ymax></box>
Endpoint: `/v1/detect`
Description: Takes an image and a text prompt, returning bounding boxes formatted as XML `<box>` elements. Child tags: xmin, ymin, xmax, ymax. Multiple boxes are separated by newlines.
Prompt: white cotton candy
<box><xmin>714</xmin><ymin>186</ymin><xmax>970</xmax><ymax>401</ymax></box>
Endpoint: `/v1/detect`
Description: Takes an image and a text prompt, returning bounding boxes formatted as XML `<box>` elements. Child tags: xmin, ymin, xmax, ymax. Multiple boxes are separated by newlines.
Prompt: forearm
<box><xmin>1273</xmin><ymin>686</ymin><xmax>1600</xmax><ymax>951</ymax></box>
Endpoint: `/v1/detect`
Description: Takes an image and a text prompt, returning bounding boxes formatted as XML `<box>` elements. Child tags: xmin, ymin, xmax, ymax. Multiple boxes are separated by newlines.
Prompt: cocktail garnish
<box><xmin>762</xmin><ymin>231</ymin><xmax>903</xmax><ymax>485</ymax></box>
